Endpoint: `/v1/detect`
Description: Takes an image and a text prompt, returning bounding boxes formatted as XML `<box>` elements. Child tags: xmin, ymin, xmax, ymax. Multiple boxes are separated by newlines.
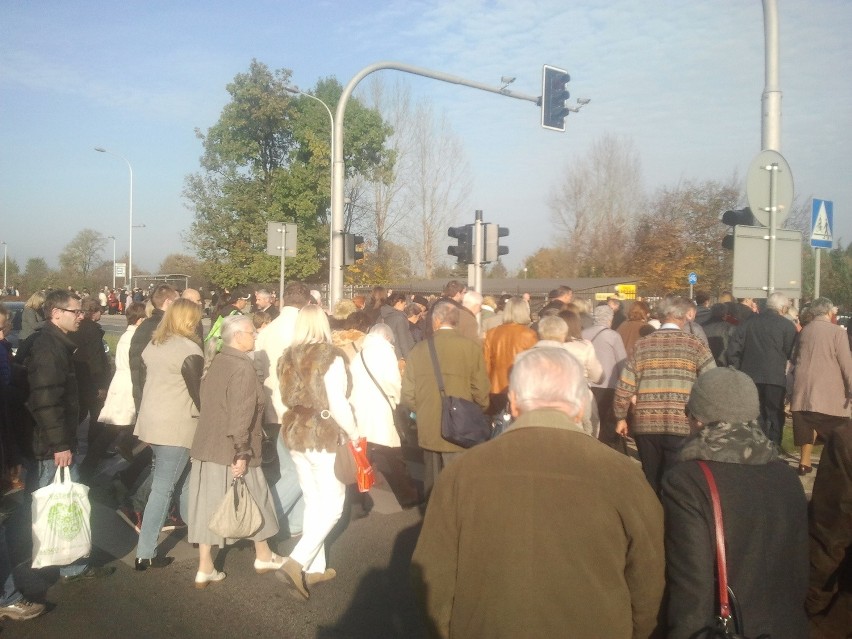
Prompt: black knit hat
<box><xmin>687</xmin><ymin>367</ymin><xmax>760</xmax><ymax>424</ymax></box>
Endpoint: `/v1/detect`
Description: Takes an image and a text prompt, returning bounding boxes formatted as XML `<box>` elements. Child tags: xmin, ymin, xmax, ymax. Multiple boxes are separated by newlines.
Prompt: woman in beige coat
<box><xmin>791</xmin><ymin>297</ymin><xmax>852</xmax><ymax>473</ymax></box>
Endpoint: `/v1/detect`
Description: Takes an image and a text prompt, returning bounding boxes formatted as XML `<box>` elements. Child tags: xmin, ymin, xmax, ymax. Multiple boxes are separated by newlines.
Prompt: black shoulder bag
<box><xmin>426</xmin><ymin>337</ymin><xmax>491</xmax><ymax>448</ymax></box>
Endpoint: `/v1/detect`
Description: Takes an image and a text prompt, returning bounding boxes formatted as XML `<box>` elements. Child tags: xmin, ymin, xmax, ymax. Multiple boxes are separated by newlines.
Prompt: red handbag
<box><xmin>334</xmin><ymin>435</ymin><xmax>375</xmax><ymax>493</ymax></box>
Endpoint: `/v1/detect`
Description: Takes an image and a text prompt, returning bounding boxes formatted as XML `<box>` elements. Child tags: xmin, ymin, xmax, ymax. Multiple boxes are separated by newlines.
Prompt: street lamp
<box><xmin>523</xmin><ymin>267</ymin><xmax>528</xmax><ymax>279</ymax></box>
<box><xmin>107</xmin><ymin>235</ymin><xmax>116</xmax><ymax>289</ymax></box>
<box><xmin>284</xmin><ymin>86</ymin><xmax>334</xmax><ymax>300</ymax></box>
<box><xmin>1</xmin><ymin>241</ymin><xmax>6</xmax><ymax>292</ymax></box>
<box><xmin>94</xmin><ymin>147</ymin><xmax>133</xmax><ymax>289</ymax></box>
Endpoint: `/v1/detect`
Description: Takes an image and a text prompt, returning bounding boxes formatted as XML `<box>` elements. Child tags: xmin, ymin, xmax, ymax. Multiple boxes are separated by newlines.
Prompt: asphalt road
<box><xmin>3</xmin><ymin>478</ymin><xmax>428</xmax><ymax>639</ymax></box>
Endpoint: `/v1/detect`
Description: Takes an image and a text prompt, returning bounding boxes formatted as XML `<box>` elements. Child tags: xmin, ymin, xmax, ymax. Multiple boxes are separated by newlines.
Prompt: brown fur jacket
<box><xmin>278</xmin><ymin>343</ymin><xmax>352</xmax><ymax>452</ymax></box>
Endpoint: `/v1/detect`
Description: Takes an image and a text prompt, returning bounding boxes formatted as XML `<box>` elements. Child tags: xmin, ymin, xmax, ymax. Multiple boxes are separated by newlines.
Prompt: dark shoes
<box><xmin>0</xmin><ymin>598</ymin><xmax>46</xmax><ymax>621</ymax></box>
<box><xmin>797</xmin><ymin>464</ymin><xmax>813</xmax><ymax>476</ymax></box>
<box><xmin>61</xmin><ymin>566</ymin><xmax>116</xmax><ymax>584</ymax></box>
<box><xmin>135</xmin><ymin>557</ymin><xmax>174</xmax><ymax>571</ymax></box>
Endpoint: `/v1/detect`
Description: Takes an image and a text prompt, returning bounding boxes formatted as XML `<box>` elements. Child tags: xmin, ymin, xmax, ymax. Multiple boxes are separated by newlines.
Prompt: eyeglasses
<box><xmin>58</xmin><ymin>308</ymin><xmax>84</xmax><ymax>316</ymax></box>
<box><xmin>236</xmin><ymin>330</ymin><xmax>258</xmax><ymax>337</ymax></box>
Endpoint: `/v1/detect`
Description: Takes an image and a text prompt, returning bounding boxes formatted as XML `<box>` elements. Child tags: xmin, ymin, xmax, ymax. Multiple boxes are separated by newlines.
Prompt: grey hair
<box><xmin>368</xmin><ymin>322</ymin><xmax>395</xmax><ymax>344</ymax></box>
<box><xmin>809</xmin><ymin>297</ymin><xmax>834</xmax><ymax>317</ymax></box>
<box><xmin>462</xmin><ymin>290</ymin><xmax>483</xmax><ymax>309</ymax></box>
<box><xmin>221</xmin><ymin>314</ymin><xmax>253</xmax><ymax>346</ymax></box>
<box><xmin>663</xmin><ymin>296</ymin><xmax>693</xmax><ymax>321</ymax></box>
<box><xmin>432</xmin><ymin>301</ymin><xmax>459</xmax><ymax>327</ymax></box>
<box><xmin>502</xmin><ymin>296</ymin><xmax>531</xmax><ymax>325</ymax></box>
<box><xmin>766</xmin><ymin>292</ymin><xmax>790</xmax><ymax>311</ymax></box>
<box><xmin>537</xmin><ymin>315</ymin><xmax>569</xmax><ymax>342</ymax></box>
<box><xmin>509</xmin><ymin>348</ymin><xmax>588</xmax><ymax>420</ymax></box>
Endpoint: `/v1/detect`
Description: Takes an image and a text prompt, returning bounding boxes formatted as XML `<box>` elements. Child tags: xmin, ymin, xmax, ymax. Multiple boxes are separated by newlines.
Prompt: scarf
<box><xmin>678</xmin><ymin>420</ymin><xmax>778</xmax><ymax>465</ymax></box>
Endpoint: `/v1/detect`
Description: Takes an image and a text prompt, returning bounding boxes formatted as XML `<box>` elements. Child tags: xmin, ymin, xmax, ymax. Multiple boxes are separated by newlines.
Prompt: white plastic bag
<box><xmin>31</xmin><ymin>467</ymin><xmax>92</xmax><ymax>569</ymax></box>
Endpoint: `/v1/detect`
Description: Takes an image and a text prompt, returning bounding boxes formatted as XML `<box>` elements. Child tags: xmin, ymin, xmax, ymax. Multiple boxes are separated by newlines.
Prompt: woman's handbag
<box><xmin>697</xmin><ymin>461</ymin><xmax>751</xmax><ymax>639</ymax></box>
<box><xmin>208</xmin><ymin>476</ymin><xmax>263</xmax><ymax>539</ymax></box>
<box><xmin>334</xmin><ymin>435</ymin><xmax>375</xmax><ymax>492</ymax></box>
<box><xmin>31</xmin><ymin>467</ymin><xmax>92</xmax><ymax>568</ymax></box>
<box><xmin>426</xmin><ymin>338</ymin><xmax>491</xmax><ymax>448</ymax></box>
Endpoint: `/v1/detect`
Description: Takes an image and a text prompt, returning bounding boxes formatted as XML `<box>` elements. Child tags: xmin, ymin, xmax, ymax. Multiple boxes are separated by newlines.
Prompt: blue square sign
<box><xmin>811</xmin><ymin>199</ymin><xmax>833</xmax><ymax>249</ymax></box>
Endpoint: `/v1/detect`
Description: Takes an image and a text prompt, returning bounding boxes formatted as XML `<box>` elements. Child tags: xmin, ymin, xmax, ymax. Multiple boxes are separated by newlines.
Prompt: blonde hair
<box><xmin>152</xmin><ymin>298</ymin><xmax>202</xmax><ymax>345</ymax></box>
<box><xmin>292</xmin><ymin>304</ymin><xmax>332</xmax><ymax>345</ymax></box>
<box><xmin>25</xmin><ymin>291</ymin><xmax>46</xmax><ymax>310</ymax></box>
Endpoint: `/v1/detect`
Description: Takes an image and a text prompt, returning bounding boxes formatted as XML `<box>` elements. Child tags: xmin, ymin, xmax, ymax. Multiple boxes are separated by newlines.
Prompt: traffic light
<box><xmin>721</xmin><ymin>207</ymin><xmax>755</xmax><ymax>250</ymax></box>
<box><xmin>447</xmin><ymin>225</ymin><xmax>473</xmax><ymax>264</ymax></box>
<box><xmin>343</xmin><ymin>233</ymin><xmax>365</xmax><ymax>265</ymax></box>
<box><xmin>541</xmin><ymin>65</ymin><xmax>571</xmax><ymax>131</ymax></box>
<box><xmin>484</xmin><ymin>224</ymin><xmax>509</xmax><ymax>262</ymax></box>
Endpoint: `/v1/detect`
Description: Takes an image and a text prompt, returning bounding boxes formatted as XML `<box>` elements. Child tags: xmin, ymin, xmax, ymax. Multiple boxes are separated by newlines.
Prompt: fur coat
<box><xmin>278</xmin><ymin>343</ymin><xmax>352</xmax><ymax>452</ymax></box>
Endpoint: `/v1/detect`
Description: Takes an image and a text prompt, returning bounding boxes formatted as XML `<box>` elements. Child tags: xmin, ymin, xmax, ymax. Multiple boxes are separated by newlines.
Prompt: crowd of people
<box><xmin>0</xmin><ymin>279</ymin><xmax>850</xmax><ymax>637</ymax></box>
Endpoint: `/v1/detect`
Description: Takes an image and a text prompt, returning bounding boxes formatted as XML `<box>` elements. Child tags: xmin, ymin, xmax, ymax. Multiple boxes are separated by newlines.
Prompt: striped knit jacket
<box><xmin>613</xmin><ymin>327</ymin><xmax>716</xmax><ymax>436</ymax></box>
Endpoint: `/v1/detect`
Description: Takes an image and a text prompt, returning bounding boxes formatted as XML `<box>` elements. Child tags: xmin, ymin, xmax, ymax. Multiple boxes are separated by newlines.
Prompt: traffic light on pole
<box><xmin>484</xmin><ymin>224</ymin><xmax>509</xmax><ymax>262</ymax></box>
<box><xmin>721</xmin><ymin>207</ymin><xmax>755</xmax><ymax>250</ymax></box>
<box><xmin>447</xmin><ymin>225</ymin><xmax>473</xmax><ymax>264</ymax></box>
<box><xmin>343</xmin><ymin>233</ymin><xmax>365</xmax><ymax>265</ymax></box>
<box><xmin>541</xmin><ymin>65</ymin><xmax>571</xmax><ymax>131</ymax></box>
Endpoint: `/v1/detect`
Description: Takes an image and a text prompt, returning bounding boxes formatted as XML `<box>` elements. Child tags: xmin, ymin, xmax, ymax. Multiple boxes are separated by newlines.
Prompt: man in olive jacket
<box><xmin>402</xmin><ymin>301</ymin><xmax>489</xmax><ymax>495</ymax></box>
<box><xmin>411</xmin><ymin>347</ymin><xmax>665</xmax><ymax>638</ymax></box>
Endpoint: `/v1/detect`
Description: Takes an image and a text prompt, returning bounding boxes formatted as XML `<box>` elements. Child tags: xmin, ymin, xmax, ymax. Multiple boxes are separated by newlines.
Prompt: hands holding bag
<box><xmin>208</xmin><ymin>476</ymin><xmax>263</xmax><ymax>539</ymax></box>
<box><xmin>32</xmin><ymin>467</ymin><xmax>92</xmax><ymax>569</ymax></box>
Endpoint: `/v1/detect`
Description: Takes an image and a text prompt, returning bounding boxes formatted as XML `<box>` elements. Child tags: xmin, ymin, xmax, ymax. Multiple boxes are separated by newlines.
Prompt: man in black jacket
<box><xmin>725</xmin><ymin>292</ymin><xmax>795</xmax><ymax>446</ymax></box>
<box><xmin>25</xmin><ymin>289</ymin><xmax>114</xmax><ymax>583</ymax></box>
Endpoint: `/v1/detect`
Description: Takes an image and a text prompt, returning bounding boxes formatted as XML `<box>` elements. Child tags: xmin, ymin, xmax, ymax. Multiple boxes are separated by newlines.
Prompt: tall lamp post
<box><xmin>284</xmin><ymin>86</ymin><xmax>334</xmax><ymax>301</ymax></box>
<box><xmin>1</xmin><ymin>241</ymin><xmax>6</xmax><ymax>292</ymax></box>
<box><xmin>107</xmin><ymin>235</ymin><xmax>116</xmax><ymax>289</ymax></box>
<box><xmin>94</xmin><ymin>147</ymin><xmax>133</xmax><ymax>288</ymax></box>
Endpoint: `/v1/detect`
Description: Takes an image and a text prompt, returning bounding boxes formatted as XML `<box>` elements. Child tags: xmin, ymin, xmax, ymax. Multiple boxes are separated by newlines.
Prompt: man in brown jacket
<box><xmin>402</xmin><ymin>301</ymin><xmax>489</xmax><ymax>495</ymax></box>
<box><xmin>411</xmin><ymin>347</ymin><xmax>665</xmax><ymax>638</ymax></box>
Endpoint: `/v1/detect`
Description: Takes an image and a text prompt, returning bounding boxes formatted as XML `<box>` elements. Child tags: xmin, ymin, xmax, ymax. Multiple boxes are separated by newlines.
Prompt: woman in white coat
<box><xmin>349</xmin><ymin>325</ymin><xmax>420</xmax><ymax>507</ymax></box>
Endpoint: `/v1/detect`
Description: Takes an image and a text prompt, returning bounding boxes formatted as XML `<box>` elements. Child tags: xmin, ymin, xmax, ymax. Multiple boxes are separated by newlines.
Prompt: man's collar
<box><xmin>509</xmin><ymin>408</ymin><xmax>585</xmax><ymax>434</ymax></box>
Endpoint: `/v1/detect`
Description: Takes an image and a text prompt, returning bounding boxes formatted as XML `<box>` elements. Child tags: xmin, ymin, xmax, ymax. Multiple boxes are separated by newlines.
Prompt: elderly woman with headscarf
<box><xmin>662</xmin><ymin>367</ymin><xmax>808</xmax><ymax>639</ymax></box>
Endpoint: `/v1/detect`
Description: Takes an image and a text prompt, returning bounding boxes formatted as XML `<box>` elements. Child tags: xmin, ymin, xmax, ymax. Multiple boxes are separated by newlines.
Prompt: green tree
<box><xmin>20</xmin><ymin>257</ymin><xmax>55</xmax><ymax>295</ymax></box>
<box><xmin>184</xmin><ymin>61</ymin><xmax>392</xmax><ymax>289</ymax></box>
<box><xmin>59</xmin><ymin>229</ymin><xmax>105</xmax><ymax>287</ymax></box>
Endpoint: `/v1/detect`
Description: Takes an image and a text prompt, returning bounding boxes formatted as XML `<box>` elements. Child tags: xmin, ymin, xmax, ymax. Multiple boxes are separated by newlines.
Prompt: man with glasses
<box><xmin>23</xmin><ymin>290</ymin><xmax>114</xmax><ymax>583</ymax></box>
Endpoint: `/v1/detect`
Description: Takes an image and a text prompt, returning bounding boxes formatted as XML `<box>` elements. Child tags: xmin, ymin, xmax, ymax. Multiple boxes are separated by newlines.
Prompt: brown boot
<box><xmin>305</xmin><ymin>568</ymin><xmax>336</xmax><ymax>586</ymax></box>
<box><xmin>275</xmin><ymin>558</ymin><xmax>309</xmax><ymax>600</ymax></box>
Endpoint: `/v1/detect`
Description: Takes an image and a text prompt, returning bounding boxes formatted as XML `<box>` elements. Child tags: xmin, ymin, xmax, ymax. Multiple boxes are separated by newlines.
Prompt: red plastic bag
<box><xmin>349</xmin><ymin>437</ymin><xmax>375</xmax><ymax>493</ymax></box>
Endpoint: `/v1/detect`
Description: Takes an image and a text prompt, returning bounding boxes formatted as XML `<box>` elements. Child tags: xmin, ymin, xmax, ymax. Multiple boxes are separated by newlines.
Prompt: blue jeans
<box><xmin>35</xmin><ymin>460</ymin><xmax>87</xmax><ymax>578</ymax></box>
<box><xmin>136</xmin><ymin>445</ymin><xmax>189</xmax><ymax>560</ymax></box>
<box><xmin>272</xmin><ymin>435</ymin><xmax>304</xmax><ymax>535</ymax></box>
<box><xmin>0</xmin><ymin>525</ymin><xmax>21</xmax><ymax>606</ymax></box>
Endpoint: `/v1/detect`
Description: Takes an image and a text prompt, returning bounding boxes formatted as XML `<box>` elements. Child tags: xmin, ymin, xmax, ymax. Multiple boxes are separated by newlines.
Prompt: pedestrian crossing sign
<box><xmin>811</xmin><ymin>199</ymin><xmax>833</xmax><ymax>249</ymax></box>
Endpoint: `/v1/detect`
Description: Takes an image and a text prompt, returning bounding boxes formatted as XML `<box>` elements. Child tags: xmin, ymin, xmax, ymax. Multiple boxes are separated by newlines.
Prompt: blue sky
<box><xmin>1</xmin><ymin>0</ymin><xmax>850</xmax><ymax>280</ymax></box>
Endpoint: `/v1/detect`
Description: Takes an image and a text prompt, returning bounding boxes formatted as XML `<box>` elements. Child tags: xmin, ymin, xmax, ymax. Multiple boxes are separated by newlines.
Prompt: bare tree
<box><xmin>549</xmin><ymin>135</ymin><xmax>644</xmax><ymax>276</ymax></box>
<box><xmin>59</xmin><ymin>229</ymin><xmax>105</xmax><ymax>281</ymax></box>
<box><xmin>361</xmin><ymin>78</ymin><xmax>471</xmax><ymax>278</ymax></box>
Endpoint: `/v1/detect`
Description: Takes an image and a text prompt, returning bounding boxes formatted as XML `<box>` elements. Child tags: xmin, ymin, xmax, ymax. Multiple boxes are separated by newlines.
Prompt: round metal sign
<box><xmin>688</xmin><ymin>272</ymin><xmax>697</xmax><ymax>285</ymax></box>
<box><xmin>746</xmin><ymin>149</ymin><xmax>794</xmax><ymax>227</ymax></box>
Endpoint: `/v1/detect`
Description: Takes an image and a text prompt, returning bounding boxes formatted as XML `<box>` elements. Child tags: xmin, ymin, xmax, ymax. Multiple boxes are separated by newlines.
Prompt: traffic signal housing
<box><xmin>343</xmin><ymin>233</ymin><xmax>365</xmax><ymax>265</ymax></box>
<box><xmin>447</xmin><ymin>225</ymin><xmax>473</xmax><ymax>264</ymax></box>
<box><xmin>484</xmin><ymin>224</ymin><xmax>509</xmax><ymax>262</ymax></box>
<box><xmin>721</xmin><ymin>207</ymin><xmax>755</xmax><ymax>250</ymax></box>
<box><xmin>541</xmin><ymin>65</ymin><xmax>571</xmax><ymax>131</ymax></box>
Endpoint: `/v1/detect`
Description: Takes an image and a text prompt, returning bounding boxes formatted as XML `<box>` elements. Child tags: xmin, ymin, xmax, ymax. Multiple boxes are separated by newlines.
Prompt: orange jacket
<box><xmin>483</xmin><ymin>323</ymin><xmax>538</xmax><ymax>394</ymax></box>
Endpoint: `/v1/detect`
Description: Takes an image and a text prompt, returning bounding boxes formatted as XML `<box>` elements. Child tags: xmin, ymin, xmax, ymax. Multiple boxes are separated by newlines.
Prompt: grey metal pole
<box><xmin>473</xmin><ymin>210</ymin><xmax>483</xmax><ymax>294</ymax></box>
<box><xmin>767</xmin><ymin>163</ymin><xmax>778</xmax><ymax>294</ymax></box>
<box><xmin>762</xmin><ymin>0</ymin><xmax>781</xmax><ymax>151</ymax></box>
<box><xmin>331</xmin><ymin>61</ymin><xmax>540</xmax><ymax>309</ymax></box>
<box><xmin>814</xmin><ymin>248</ymin><xmax>821</xmax><ymax>298</ymax></box>
<box><xmin>108</xmin><ymin>235</ymin><xmax>116</xmax><ymax>289</ymax></box>
<box><xmin>2</xmin><ymin>242</ymin><xmax>6</xmax><ymax>291</ymax></box>
<box><xmin>279</xmin><ymin>227</ymin><xmax>286</xmax><ymax>305</ymax></box>
<box><xmin>95</xmin><ymin>148</ymin><xmax>133</xmax><ymax>289</ymax></box>
<box><xmin>285</xmin><ymin>88</ymin><xmax>334</xmax><ymax>299</ymax></box>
